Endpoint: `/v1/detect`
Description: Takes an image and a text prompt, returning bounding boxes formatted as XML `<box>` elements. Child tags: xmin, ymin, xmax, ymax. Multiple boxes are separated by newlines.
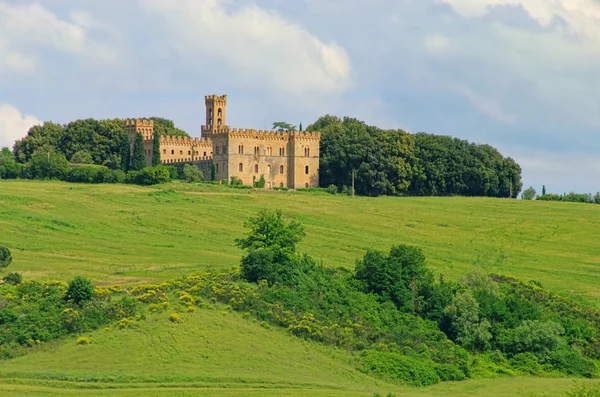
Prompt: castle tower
<box><xmin>201</xmin><ymin>94</ymin><xmax>227</xmax><ymax>139</ymax></box>
<box><xmin>125</xmin><ymin>119</ymin><xmax>154</xmax><ymax>166</ymax></box>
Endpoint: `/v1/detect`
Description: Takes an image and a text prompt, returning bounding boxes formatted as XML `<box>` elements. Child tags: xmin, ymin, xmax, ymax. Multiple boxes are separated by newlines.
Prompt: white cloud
<box><xmin>0</xmin><ymin>2</ymin><xmax>117</xmax><ymax>74</ymax></box>
<box><xmin>139</xmin><ymin>0</ymin><xmax>351</xmax><ymax>98</ymax></box>
<box><xmin>0</xmin><ymin>105</ymin><xmax>41</xmax><ymax>149</ymax></box>
<box><xmin>424</xmin><ymin>34</ymin><xmax>454</xmax><ymax>55</ymax></box>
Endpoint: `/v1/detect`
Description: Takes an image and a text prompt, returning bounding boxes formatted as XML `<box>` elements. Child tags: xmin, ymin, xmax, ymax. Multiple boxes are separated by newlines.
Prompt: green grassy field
<box><xmin>2</xmin><ymin>179</ymin><xmax>600</xmax><ymax>396</ymax></box>
<box><xmin>1</xmin><ymin>180</ymin><xmax>600</xmax><ymax>299</ymax></box>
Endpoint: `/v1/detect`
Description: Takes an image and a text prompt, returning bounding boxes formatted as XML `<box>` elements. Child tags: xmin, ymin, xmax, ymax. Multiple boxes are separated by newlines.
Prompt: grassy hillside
<box><xmin>0</xmin><ymin>305</ymin><xmax>597</xmax><ymax>397</ymax></box>
<box><xmin>1</xmin><ymin>180</ymin><xmax>600</xmax><ymax>301</ymax></box>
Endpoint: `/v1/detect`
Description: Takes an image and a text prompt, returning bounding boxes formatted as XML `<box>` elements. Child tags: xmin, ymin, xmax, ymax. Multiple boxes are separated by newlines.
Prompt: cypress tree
<box><xmin>210</xmin><ymin>163</ymin><xmax>216</xmax><ymax>181</ymax></box>
<box><xmin>152</xmin><ymin>131</ymin><xmax>161</xmax><ymax>166</ymax></box>
<box><xmin>130</xmin><ymin>133</ymin><xmax>146</xmax><ymax>171</ymax></box>
<box><xmin>299</xmin><ymin>122</ymin><xmax>303</xmax><ymax>132</ymax></box>
<box><xmin>120</xmin><ymin>133</ymin><xmax>131</xmax><ymax>172</ymax></box>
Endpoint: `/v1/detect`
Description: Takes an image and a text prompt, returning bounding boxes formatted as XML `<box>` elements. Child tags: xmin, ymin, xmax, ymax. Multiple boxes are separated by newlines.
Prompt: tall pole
<box><xmin>352</xmin><ymin>170</ymin><xmax>355</xmax><ymax>198</ymax></box>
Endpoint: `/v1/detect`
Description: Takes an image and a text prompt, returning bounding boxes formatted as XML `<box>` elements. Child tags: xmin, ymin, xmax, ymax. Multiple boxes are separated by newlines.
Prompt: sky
<box><xmin>1</xmin><ymin>0</ymin><xmax>599</xmax><ymax>194</ymax></box>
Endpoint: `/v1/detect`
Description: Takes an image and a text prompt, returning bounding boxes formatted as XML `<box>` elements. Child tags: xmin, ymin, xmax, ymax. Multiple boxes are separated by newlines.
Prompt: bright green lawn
<box><xmin>1</xmin><ymin>180</ymin><xmax>600</xmax><ymax>300</ymax></box>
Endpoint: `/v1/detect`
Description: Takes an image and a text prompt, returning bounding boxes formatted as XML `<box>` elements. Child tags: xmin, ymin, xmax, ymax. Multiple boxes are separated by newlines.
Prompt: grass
<box><xmin>1</xmin><ymin>180</ymin><xmax>600</xmax><ymax>301</ymax></box>
<box><xmin>2</xmin><ymin>179</ymin><xmax>600</xmax><ymax>396</ymax></box>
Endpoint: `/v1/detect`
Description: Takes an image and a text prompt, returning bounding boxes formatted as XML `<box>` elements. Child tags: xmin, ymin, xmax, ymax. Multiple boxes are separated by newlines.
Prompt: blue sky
<box><xmin>1</xmin><ymin>0</ymin><xmax>599</xmax><ymax>194</ymax></box>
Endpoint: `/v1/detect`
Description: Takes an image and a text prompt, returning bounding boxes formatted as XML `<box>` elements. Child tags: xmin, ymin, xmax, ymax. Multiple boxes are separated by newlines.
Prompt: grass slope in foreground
<box><xmin>1</xmin><ymin>180</ymin><xmax>600</xmax><ymax>301</ymax></box>
<box><xmin>0</xmin><ymin>306</ymin><xmax>598</xmax><ymax>397</ymax></box>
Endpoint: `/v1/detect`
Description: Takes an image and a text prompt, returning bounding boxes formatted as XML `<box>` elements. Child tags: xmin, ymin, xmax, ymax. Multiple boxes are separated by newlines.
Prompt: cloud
<box><xmin>138</xmin><ymin>0</ymin><xmax>351</xmax><ymax>99</ymax></box>
<box><xmin>0</xmin><ymin>104</ymin><xmax>41</xmax><ymax>149</ymax></box>
<box><xmin>0</xmin><ymin>2</ymin><xmax>118</xmax><ymax>75</ymax></box>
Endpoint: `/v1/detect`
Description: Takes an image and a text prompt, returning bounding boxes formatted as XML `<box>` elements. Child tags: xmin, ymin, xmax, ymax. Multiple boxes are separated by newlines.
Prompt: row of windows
<box><xmin>162</xmin><ymin>149</ymin><xmax>209</xmax><ymax>157</ymax></box>
<box><xmin>237</xmin><ymin>164</ymin><xmax>310</xmax><ymax>175</ymax></box>
<box><xmin>236</xmin><ymin>145</ymin><xmax>310</xmax><ymax>157</ymax></box>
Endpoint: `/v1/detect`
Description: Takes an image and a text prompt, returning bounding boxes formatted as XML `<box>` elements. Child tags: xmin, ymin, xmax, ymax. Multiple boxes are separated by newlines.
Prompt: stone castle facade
<box><xmin>126</xmin><ymin>95</ymin><xmax>320</xmax><ymax>189</ymax></box>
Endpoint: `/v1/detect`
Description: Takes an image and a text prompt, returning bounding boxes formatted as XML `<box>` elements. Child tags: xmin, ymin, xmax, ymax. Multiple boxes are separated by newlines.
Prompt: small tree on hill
<box><xmin>130</xmin><ymin>133</ymin><xmax>146</xmax><ymax>171</ymax></box>
<box><xmin>542</xmin><ymin>185</ymin><xmax>546</xmax><ymax>196</ymax></box>
<box><xmin>183</xmin><ymin>164</ymin><xmax>203</xmax><ymax>182</ymax></box>
<box><xmin>65</xmin><ymin>276</ymin><xmax>95</xmax><ymax>304</ymax></box>
<box><xmin>152</xmin><ymin>131</ymin><xmax>161</xmax><ymax>166</ymax></box>
<box><xmin>71</xmin><ymin>150</ymin><xmax>93</xmax><ymax>164</ymax></box>
<box><xmin>521</xmin><ymin>186</ymin><xmax>536</xmax><ymax>200</ymax></box>
<box><xmin>0</xmin><ymin>244</ymin><xmax>12</xmax><ymax>269</ymax></box>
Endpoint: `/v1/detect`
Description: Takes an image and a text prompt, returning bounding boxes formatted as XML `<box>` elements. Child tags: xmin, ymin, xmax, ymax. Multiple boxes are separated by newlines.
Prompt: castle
<box><xmin>126</xmin><ymin>95</ymin><xmax>320</xmax><ymax>189</ymax></box>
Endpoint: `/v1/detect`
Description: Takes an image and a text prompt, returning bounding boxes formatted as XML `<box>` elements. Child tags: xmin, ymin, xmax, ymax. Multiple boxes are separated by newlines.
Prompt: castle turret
<box><xmin>201</xmin><ymin>94</ymin><xmax>227</xmax><ymax>139</ymax></box>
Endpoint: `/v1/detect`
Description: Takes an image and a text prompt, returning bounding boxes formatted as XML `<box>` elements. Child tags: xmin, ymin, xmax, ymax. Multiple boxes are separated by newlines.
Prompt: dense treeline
<box><xmin>0</xmin><ymin>210</ymin><xmax>598</xmax><ymax>385</ymax></box>
<box><xmin>308</xmin><ymin>115</ymin><xmax>523</xmax><ymax>198</ymax></box>
<box><xmin>11</xmin><ymin>117</ymin><xmax>188</xmax><ymax>169</ymax></box>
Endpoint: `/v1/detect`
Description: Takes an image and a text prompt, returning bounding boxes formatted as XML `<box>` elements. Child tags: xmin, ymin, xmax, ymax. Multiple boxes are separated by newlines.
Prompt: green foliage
<box><xmin>67</xmin><ymin>166</ymin><xmax>125</xmax><ymax>184</ymax></box>
<box><xmin>230</xmin><ymin>176</ymin><xmax>243</xmax><ymax>186</ymax></box>
<box><xmin>444</xmin><ymin>291</ymin><xmax>492</xmax><ymax>352</ymax></box>
<box><xmin>3</xmin><ymin>272</ymin><xmax>22</xmax><ymax>285</ymax></box>
<box><xmin>498</xmin><ymin>320</ymin><xmax>565</xmax><ymax>358</ymax></box>
<box><xmin>182</xmin><ymin>164</ymin><xmax>203</xmax><ymax>183</ymax></box>
<box><xmin>65</xmin><ymin>276</ymin><xmax>95</xmax><ymax>304</ymax></box>
<box><xmin>360</xmin><ymin>350</ymin><xmax>441</xmax><ymax>386</ymax></box>
<box><xmin>120</xmin><ymin>133</ymin><xmax>130</xmax><ymax>172</ymax></box>
<box><xmin>126</xmin><ymin>165</ymin><xmax>171</xmax><ymax>185</ymax></box>
<box><xmin>152</xmin><ymin>131</ymin><xmax>161</xmax><ymax>166</ymax></box>
<box><xmin>0</xmin><ymin>147</ymin><xmax>24</xmax><ymax>179</ymax></box>
<box><xmin>26</xmin><ymin>147</ymin><xmax>70</xmax><ymax>180</ymax></box>
<box><xmin>522</xmin><ymin>186</ymin><xmax>537</xmax><ymax>200</ymax></box>
<box><xmin>272</xmin><ymin>121</ymin><xmax>296</xmax><ymax>131</ymax></box>
<box><xmin>130</xmin><ymin>133</ymin><xmax>146</xmax><ymax>171</ymax></box>
<box><xmin>210</xmin><ymin>163</ymin><xmax>216</xmax><ymax>181</ymax></box>
<box><xmin>542</xmin><ymin>185</ymin><xmax>547</xmax><ymax>196</ymax></box>
<box><xmin>150</xmin><ymin>117</ymin><xmax>189</xmax><ymax>137</ymax></box>
<box><xmin>0</xmin><ymin>245</ymin><xmax>12</xmax><ymax>269</ymax></box>
<box><xmin>354</xmin><ymin>245</ymin><xmax>434</xmax><ymax>313</ymax></box>
<box><xmin>253</xmin><ymin>174</ymin><xmax>266</xmax><ymax>188</ymax></box>
<box><xmin>70</xmin><ymin>150</ymin><xmax>93</xmax><ymax>164</ymax></box>
<box><xmin>327</xmin><ymin>184</ymin><xmax>338</xmax><ymax>194</ymax></box>
<box><xmin>565</xmin><ymin>382</ymin><xmax>600</xmax><ymax>397</ymax></box>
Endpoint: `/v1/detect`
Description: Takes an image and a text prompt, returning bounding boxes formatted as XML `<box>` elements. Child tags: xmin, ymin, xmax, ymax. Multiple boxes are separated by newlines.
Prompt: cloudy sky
<box><xmin>1</xmin><ymin>0</ymin><xmax>599</xmax><ymax>194</ymax></box>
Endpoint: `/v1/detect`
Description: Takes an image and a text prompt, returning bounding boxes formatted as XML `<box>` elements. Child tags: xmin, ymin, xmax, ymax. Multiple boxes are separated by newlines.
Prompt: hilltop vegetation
<box><xmin>4</xmin><ymin>114</ymin><xmax>523</xmax><ymax>198</ymax></box>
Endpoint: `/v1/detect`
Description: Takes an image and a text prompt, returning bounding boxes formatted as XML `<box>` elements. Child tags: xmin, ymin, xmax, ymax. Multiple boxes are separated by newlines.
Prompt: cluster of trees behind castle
<box><xmin>1</xmin><ymin>115</ymin><xmax>524</xmax><ymax>198</ymax></box>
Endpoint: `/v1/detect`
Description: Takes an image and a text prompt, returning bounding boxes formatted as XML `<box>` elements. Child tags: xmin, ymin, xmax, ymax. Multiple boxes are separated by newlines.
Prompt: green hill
<box><xmin>1</xmin><ymin>180</ymin><xmax>600</xmax><ymax>396</ymax></box>
<box><xmin>1</xmin><ymin>180</ymin><xmax>599</xmax><ymax>300</ymax></box>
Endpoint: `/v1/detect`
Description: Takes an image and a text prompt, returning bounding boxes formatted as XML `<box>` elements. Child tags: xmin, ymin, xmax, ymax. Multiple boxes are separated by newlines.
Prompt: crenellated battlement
<box><xmin>125</xmin><ymin>119</ymin><xmax>154</xmax><ymax>128</ymax></box>
<box><xmin>205</xmin><ymin>125</ymin><xmax>320</xmax><ymax>140</ymax></box>
<box><xmin>158</xmin><ymin>135</ymin><xmax>212</xmax><ymax>146</ymax></box>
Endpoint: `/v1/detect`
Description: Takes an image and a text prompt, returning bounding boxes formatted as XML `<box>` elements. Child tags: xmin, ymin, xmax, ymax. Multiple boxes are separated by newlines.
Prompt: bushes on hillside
<box><xmin>125</xmin><ymin>165</ymin><xmax>171</xmax><ymax>185</ymax></box>
<box><xmin>65</xmin><ymin>276</ymin><xmax>95</xmax><ymax>304</ymax></box>
<box><xmin>67</xmin><ymin>166</ymin><xmax>125</xmax><ymax>184</ymax></box>
<box><xmin>0</xmin><ymin>245</ymin><xmax>12</xmax><ymax>269</ymax></box>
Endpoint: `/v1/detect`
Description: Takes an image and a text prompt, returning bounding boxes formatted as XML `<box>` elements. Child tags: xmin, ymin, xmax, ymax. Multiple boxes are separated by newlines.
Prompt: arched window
<box><xmin>171</xmin><ymin>150</ymin><xmax>174</xmax><ymax>155</ymax></box>
<box><xmin>267</xmin><ymin>164</ymin><xmax>271</xmax><ymax>174</ymax></box>
<box><xmin>305</xmin><ymin>165</ymin><xmax>309</xmax><ymax>174</ymax></box>
<box><xmin>254</xmin><ymin>146</ymin><xmax>260</xmax><ymax>155</ymax></box>
<box><xmin>216</xmin><ymin>146</ymin><xmax>220</xmax><ymax>155</ymax></box>
<box><xmin>217</xmin><ymin>108</ymin><xmax>222</xmax><ymax>117</ymax></box>
<box><xmin>238</xmin><ymin>145</ymin><xmax>244</xmax><ymax>154</ymax></box>
<box><xmin>254</xmin><ymin>164</ymin><xmax>259</xmax><ymax>173</ymax></box>
<box><xmin>180</xmin><ymin>150</ymin><xmax>183</xmax><ymax>155</ymax></box>
<box><xmin>188</xmin><ymin>151</ymin><xmax>191</xmax><ymax>155</ymax></box>
<box><xmin>279</xmin><ymin>165</ymin><xmax>284</xmax><ymax>174</ymax></box>
<box><xmin>239</xmin><ymin>163</ymin><xmax>243</xmax><ymax>172</ymax></box>
<box><xmin>209</xmin><ymin>118</ymin><xmax>213</xmax><ymax>125</ymax></box>
<box><xmin>163</xmin><ymin>149</ymin><xmax>166</xmax><ymax>154</ymax></box>
<box><xmin>203</xmin><ymin>151</ymin><xmax>207</xmax><ymax>157</ymax></box>
<box><xmin>267</xmin><ymin>182</ymin><xmax>271</xmax><ymax>189</ymax></box>
<box><xmin>209</xmin><ymin>108</ymin><xmax>213</xmax><ymax>117</ymax></box>
<box><xmin>216</xmin><ymin>164</ymin><xmax>219</xmax><ymax>172</ymax></box>
<box><xmin>222</xmin><ymin>145</ymin><xmax>226</xmax><ymax>154</ymax></box>
<box><xmin>279</xmin><ymin>147</ymin><xmax>285</xmax><ymax>156</ymax></box>
<box><xmin>266</xmin><ymin>146</ymin><xmax>272</xmax><ymax>156</ymax></box>
<box><xmin>217</xmin><ymin>118</ymin><xmax>222</xmax><ymax>126</ymax></box>
<box><xmin>305</xmin><ymin>182</ymin><xmax>309</xmax><ymax>188</ymax></box>
<box><xmin>304</xmin><ymin>147</ymin><xmax>310</xmax><ymax>157</ymax></box>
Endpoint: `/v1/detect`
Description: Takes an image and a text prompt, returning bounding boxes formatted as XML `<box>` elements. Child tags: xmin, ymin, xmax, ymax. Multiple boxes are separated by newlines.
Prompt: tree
<box><xmin>130</xmin><ymin>133</ymin><xmax>146</xmax><ymax>171</ymax></box>
<box><xmin>3</xmin><ymin>272</ymin><xmax>22</xmax><ymax>285</ymax></box>
<box><xmin>542</xmin><ymin>185</ymin><xmax>547</xmax><ymax>196</ymax></box>
<box><xmin>235</xmin><ymin>210</ymin><xmax>306</xmax><ymax>285</ymax></box>
<box><xmin>182</xmin><ymin>164</ymin><xmax>203</xmax><ymax>182</ymax></box>
<box><xmin>65</xmin><ymin>276</ymin><xmax>95</xmax><ymax>304</ymax></box>
<box><xmin>210</xmin><ymin>163</ymin><xmax>216</xmax><ymax>181</ymax></box>
<box><xmin>27</xmin><ymin>147</ymin><xmax>70</xmax><ymax>180</ymax></box>
<box><xmin>272</xmin><ymin>121</ymin><xmax>296</xmax><ymax>131</ymax></box>
<box><xmin>120</xmin><ymin>133</ymin><xmax>131</xmax><ymax>172</ymax></box>
<box><xmin>299</xmin><ymin>122</ymin><xmax>303</xmax><ymax>132</ymax></box>
<box><xmin>0</xmin><ymin>245</ymin><xmax>12</xmax><ymax>269</ymax></box>
<box><xmin>152</xmin><ymin>130</ymin><xmax>161</xmax><ymax>166</ymax></box>
<box><xmin>444</xmin><ymin>291</ymin><xmax>492</xmax><ymax>352</ymax></box>
<box><xmin>521</xmin><ymin>186</ymin><xmax>536</xmax><ymax>200</ymax></box>
<box><xmin>70</xmin><ymin>150</ymin><xmax>93</xmax><ymax>164</ymax></box>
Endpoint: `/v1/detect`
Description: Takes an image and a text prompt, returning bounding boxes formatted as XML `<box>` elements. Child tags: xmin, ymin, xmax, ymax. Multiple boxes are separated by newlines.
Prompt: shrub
<box><xmin>359</xmin><ymin>350</ymin><xmax>441</xmax><ymax>386</ymax></box>
<box><xmin>521</xmin><ymin>186</ymin><xmax>536</xmax><ymax>200</ymax></box>
<box><xmin>327</xmin><ymin>184</ymin><xmax>338</xmax><ymax>194</ymax></box>
<box><xmin>65</xmin><ymin>276</ymin><xmax>95</xmax><ymax>304</ymax></box>
<box><xmin>253</xmin><ymin>174</ymin><xmax>266</xmax><ymax>188</ymax></box>
<box><xmin>510</xmin><ymin>352</ymin><xmax>542</xmax><ymax>375</ymax></box>
<box><xmin>129</xmin><ymin>166</ymin><xmax>171</xmax><ymax>185</ymax></box>
<box><xmin>70</xmin><ymin>150</ymin><xmax>93</xmax><ymax>164</ymax></box>
<box><xmin>3</xmin><ymin>272</ymin><xmax>22</xmax><ymax>285</ymax></box>
<box><xmin>26</xmin><ymin>148</ymin><xmax>70</xmax><ymax>180</ymax></box>
<box><xmin>0</xmin><ymin>245</ymin><xmax>12</xmax><ymax>269</ymax></box>
<box><xmin>549</xmin><ymin>347</ymin><xmax>597</xmax><ymax>377</ymax></box>
<box><xmin>435</xmin><ymin>363</ymin><xmax>467</xmax><ymax>381</ymax></box>
<box><xmin>230</xmin><ymin>176</ymin><xmax>243</xmax><ymax>186</ymax></box>
<box><xmin>77</xmin><ymin>336</ymin><xmax>91</xmax><ymax>345</ymax></box>
<box><xmin>498</xmin><ymin>320</ymin><xmax>565</xmax><ymax>358</ymax></box>
<box><xmin>182</xmin><ymin>164</ymin><xmax>203</xmax><ymax>183</ymax></box>
<box><xmin>169</xmin><ymin>313</ymin><xmax>180</xmax><ymax>323</ymax></box>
